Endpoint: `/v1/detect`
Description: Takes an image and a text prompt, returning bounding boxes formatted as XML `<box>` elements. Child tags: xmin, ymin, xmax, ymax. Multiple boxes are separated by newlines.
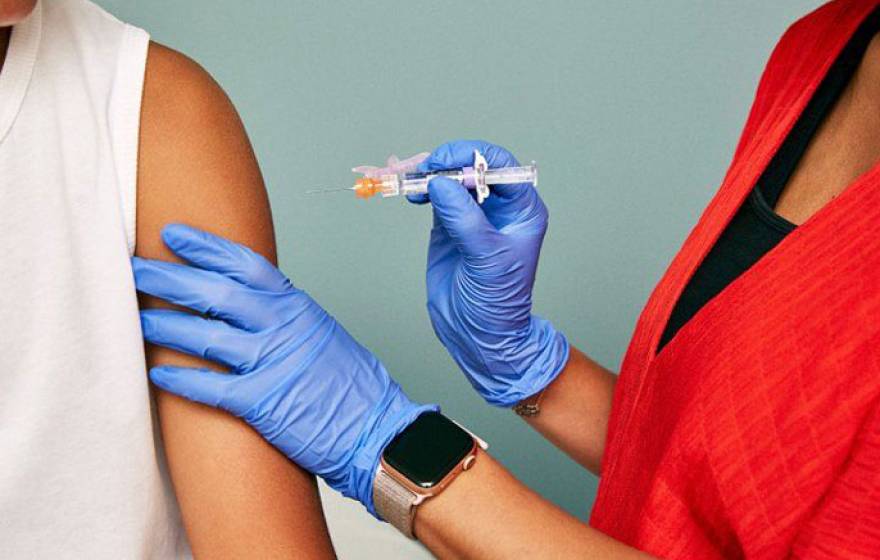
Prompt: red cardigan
<box><xmin>590</xmin><ymin>1</ymin><xmax>880</xmax><ymax>558</ymax></box>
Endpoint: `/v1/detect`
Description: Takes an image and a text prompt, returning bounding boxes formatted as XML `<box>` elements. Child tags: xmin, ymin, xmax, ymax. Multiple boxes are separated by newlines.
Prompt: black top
<box><xmin>658</xmin><ymin>9</ymin><xmax>880</xmax><ymax>352</ymax></box>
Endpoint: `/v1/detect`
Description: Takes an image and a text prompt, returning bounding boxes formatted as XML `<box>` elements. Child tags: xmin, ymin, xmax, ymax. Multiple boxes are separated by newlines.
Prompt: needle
<box><xmin>305</xmin><ymin>187</ymin><xmax>356</xmax><ymax>195</ymax></box>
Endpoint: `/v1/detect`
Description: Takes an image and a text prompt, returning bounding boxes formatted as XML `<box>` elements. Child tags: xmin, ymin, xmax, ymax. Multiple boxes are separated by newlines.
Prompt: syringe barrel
<box><xmin>398</xmin><ymin>177</ymin><xmax>431</xmax><ymax>197</ymax></box>
<box><xmin>484</xmin><ymin>163</ymin><xmax>538</xmax><ymax>187</ymax></box>
<box><xmin>397</xmin><ymin>164</ymin><xmax>538</xmax><ymax>197</ymax></box>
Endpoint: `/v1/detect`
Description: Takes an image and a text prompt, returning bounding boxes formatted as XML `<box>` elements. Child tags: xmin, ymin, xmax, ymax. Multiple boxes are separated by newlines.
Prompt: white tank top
<box><xmin>0</xmin><ymin>1</ymin><xmax>189</xmax><ymax>556</ymax></box>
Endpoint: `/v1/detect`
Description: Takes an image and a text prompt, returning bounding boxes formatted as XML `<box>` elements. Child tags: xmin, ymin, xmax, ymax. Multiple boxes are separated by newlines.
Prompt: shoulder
<box><xmin>782</xmin><ymin>0</ymin><xmax>863</xmax><ymax>37</ymax></box>
<box><xmin>771</xmin><ymin>0</ymin><xmax>870</xmax><ymax>61</ymax></box>
<box><xmin>729</xmin><ymin>0</ymin><xmax>868</xmax><ymax>162</ymax></box>
<box><xmin>141</xmin><ymin>42</ymin><xmax>246</xmax><ymax>151</ymax></box>
<box><xmin>137</xmin><ymin>41</ymin><xmax>273</xmax><ymax>259</ymax></box>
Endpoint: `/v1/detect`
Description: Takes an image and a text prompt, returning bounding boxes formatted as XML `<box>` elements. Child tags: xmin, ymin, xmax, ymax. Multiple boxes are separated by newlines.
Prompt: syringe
<box><xmin>307</xmin><ymin>150</ymin><xmax>538</xmax><ymax>204</ymax></box>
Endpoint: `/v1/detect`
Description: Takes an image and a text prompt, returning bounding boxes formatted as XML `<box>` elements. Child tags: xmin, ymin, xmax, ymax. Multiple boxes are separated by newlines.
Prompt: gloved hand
<box><xmin>411</xmin><ymin>140</ymin><xmax>569</xmax><ymax>407</ymax></box>
<box><xmin>132</xmin><ymin>224</ymin><xmax>437</xmax><ymax>517</ymax></box>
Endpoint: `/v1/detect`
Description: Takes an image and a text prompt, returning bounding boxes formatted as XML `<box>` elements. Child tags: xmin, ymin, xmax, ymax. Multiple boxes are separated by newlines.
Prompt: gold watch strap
<box><xmin>373</xmin><ymin>467</ymin><xmax>419</xmax><ymax>539</ymax></box>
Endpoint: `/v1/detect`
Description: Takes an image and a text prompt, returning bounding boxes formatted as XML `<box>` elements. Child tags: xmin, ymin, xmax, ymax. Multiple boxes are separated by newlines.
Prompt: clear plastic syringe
<box><xmin>307</xmin><ymin>150</ymin><xmax>538</xmax><ymax>204</ymax></box>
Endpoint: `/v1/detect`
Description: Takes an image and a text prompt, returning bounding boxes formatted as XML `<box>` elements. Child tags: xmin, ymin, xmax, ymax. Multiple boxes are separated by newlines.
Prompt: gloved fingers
<box><xmin>428</xmin><ymin>177</ymin><xmax>496</xmax><ymax>258</ymax></box>
<box><xmin>417</xmin><ymin>140</ymin><xmax>519</xmax><ymax>172</ymax></box>
<box><xmin>417</xmin><ymin>140</ymin><xmax>532</xmax><ymax>201</ymax></box>
<box><xmin>149</xmin><ymin>365</ymin><xmax>236</xmax><ymax>411</ymax></box>
<box><xmin>160</xmin><ymin>224</ymin><xmax>292</xmax><ymax>292</ymax></box>
<box><xmin>132</xmin><ymin>256</ymin><xmax>275</xmax><ymax>331</ymax></box>
<box><xmin>411</xmin><ymin>141</ymin><xmax>496</xmax><ymax>206</ymax></box>
<box><xmin>140</xmin><ymin>309</ymin><xmax>257</xmax><ymax>371</ymax></box>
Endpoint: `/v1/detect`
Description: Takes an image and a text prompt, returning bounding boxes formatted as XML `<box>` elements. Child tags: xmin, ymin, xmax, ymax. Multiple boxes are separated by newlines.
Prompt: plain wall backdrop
<box><xmin>98</xmin><ymin>0</ymin><xmax>824</xmax><ymax>539</ymax></box>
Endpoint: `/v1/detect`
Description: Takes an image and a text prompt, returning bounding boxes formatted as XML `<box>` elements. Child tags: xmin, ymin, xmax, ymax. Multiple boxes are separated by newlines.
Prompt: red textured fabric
<box><xmin>589</xmin><ymin>1</ymin><xmax>880</xmax><ymax>558</ymax></box>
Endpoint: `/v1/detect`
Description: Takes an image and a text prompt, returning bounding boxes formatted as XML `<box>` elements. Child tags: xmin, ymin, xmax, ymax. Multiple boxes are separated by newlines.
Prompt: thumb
<box><xmin>149</xmin><ymin>365</ymin><xmax>235</xmax><ymax>411</ymax></box>
<box><xmin>428</xmin><ymin>176</ymin><xmax>496</xmax><ymax>257</ymax></box>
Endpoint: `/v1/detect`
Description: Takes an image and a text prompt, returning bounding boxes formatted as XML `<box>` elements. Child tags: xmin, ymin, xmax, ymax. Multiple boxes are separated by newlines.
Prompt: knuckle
<box><xmin>438</xmin><ymin>142</ymin><xmax>456</xmax><ymax>164</ymax></box>
<box><xmin>205</xmin><ymin>285</ymin><xmax>234</xmax><ymax>316</ymax></box>
<box><xmin>482</xmin><ymin>141</ymin><xmax>518</xmax><ymax>168</ymax></box>
<box><xmin>216</xmin><ymin>377</ymin><xmax>237</xmax><ymax>410</ymax></box>
<box><xmin>239</xmin><ymin>333</ymin><xmax>263</xmax><ymax>371</ymax></box>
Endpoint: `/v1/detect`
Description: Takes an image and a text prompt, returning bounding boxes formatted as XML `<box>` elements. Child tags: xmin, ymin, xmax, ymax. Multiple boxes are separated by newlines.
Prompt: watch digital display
<box><xmin>383</xmin><ymin>412</ymin><xmax>474</xmax><ymax>489</ymax></box>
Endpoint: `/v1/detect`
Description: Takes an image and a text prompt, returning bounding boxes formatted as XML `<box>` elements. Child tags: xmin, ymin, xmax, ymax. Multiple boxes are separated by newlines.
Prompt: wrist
<box><xmin>484</xmin><ymin>316</ymin><xmax>570</xmax><ymax>408</ymax></box>
<box><xmin>371</xmin><ymin>413</ymin><xmax>486</xmax><ymax>538</ymax></box>
<box><xmin>415</xmin><ymin>446</ymin><xmax>494</xmax><ymax>544</ymax></box>
<box><xmin>344</xmin><ymin>383</ymin><xmax>439</xmax><ymax>517</ymax></box>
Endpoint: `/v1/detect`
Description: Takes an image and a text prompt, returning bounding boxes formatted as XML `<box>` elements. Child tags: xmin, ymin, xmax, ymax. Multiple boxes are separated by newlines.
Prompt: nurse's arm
<box><xmin>135</xmin><ymin>42</ymin><xmax>335</xmax><ymax>558</ymax></box>
<box><xmin>417</xmin><ymin>451</ymin><xmax>652</xmax><ymax>559</ymax></box>
<box><xmin>522</xmin><ymin>347</ymin><xmax>618</xmax><ymax>475</ymax></box>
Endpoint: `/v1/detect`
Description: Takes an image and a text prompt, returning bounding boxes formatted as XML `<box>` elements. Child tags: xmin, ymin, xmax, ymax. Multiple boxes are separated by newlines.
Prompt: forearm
<box><xmin>522</xmin><ymin>346</ymin><xmax>616</xmax><ymax>474</ymax></box>
<box><xmin>416</xmin><ymin>451</ymin><xmax>650</xmax><ymax>559</ymax></box>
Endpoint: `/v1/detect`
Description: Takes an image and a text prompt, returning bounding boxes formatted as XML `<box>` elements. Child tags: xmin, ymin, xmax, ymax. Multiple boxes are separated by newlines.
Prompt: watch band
<box><xmin>373</xmin><ymin>466</ymin><xmax>419</xmax><ymax>538</ymax></box>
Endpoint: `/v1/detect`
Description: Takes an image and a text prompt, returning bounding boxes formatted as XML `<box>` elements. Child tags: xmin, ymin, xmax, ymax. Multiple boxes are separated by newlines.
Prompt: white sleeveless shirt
<box><xmin>0</xmin><ymin>1</ymin><xmax>189</xmax><ymax>557</ymax></box>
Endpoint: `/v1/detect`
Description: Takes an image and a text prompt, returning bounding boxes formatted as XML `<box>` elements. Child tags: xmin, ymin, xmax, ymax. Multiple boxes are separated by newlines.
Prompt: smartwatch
<box><xmin>373</xmin><ymin>412</ymin><xmax>487</xmax><ymax>538</ymax></box>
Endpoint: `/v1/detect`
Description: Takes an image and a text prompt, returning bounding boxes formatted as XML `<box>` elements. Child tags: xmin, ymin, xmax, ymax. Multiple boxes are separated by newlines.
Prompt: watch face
<box><xmin>383</xmin><ymin>412</ymin><xmax>474</xmax><ymax>489</ymax></box>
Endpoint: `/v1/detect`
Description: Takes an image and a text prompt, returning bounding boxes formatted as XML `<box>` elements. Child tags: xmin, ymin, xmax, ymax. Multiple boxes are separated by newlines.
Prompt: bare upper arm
<box><xmin>136</xmin><ymin>41</ymin><xmax>334</xmax><ymax>559</ymax></box>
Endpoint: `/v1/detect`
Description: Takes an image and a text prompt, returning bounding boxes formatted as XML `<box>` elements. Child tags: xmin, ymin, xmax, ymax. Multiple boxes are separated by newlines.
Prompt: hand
<box><xmin>132</xmin><ymin>224</ymin><xmax>437</xmax><ymax>516</ymax></box>
<box><xmin>412</xmin><ymin>140</ymin><xmax>569</xmax><ymax>407</ymax></box>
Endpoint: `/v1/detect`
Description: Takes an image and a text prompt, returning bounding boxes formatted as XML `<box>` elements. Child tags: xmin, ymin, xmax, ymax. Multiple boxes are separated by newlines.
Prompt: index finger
<box><xmin>417</xmin><ymin>140</ymin><xmax>528</xmax><ymax>200</ymax></box>
<box><xmin>417</xmin><ymin>140</ymin><xmax>520</xmax><ymax>173</ymax></box>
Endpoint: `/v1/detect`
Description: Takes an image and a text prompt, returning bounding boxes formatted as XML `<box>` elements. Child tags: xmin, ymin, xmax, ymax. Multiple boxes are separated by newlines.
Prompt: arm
<box><xmin>521</xmin><ymin>347</ymin><xmax>616</xmax><ymax>475</ymax></box>
<box><xmin>417</xmin><ymin>452</ymin><xmax>651</xmax><ymax>559</ymax></box>
<box><xmin>136</xmin><ymin>42</ymin><xmax>334</xmax><ymax>558</ymax></box>
<box><xmin>129</xmin><ymin>228</ymin><xmax>652</xmax><ymax>558</ymax></box>
<box><xmin>414</xmin><ymin>140</ymin><xmax>616</xmax><ymax>475</ymax></box>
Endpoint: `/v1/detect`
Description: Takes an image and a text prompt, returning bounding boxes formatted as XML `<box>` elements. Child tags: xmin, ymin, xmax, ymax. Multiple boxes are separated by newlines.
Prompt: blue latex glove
<box><xmin>132</xmin><ymin>224</ymin><xmax>437</xmax><ymax>516</ymax></box>
<box><xmin>411</xmin><ymin>140</ymin><xmax>569</xmax><ymax>407</ymax></box>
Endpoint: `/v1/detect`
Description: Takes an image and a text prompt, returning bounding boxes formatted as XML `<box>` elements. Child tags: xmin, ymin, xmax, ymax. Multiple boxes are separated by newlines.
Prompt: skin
<box><xmin>410</xmin><ymin>28</ymin><xmax>880</xmax><ymax>559</ymax></box>
<box><xmin>522</xmin><ymin>347</ymin><xmax>616</xmax><ymax>475</ymax></box>
<box><xmin>0</xmin><ymin>0</ymin><xmax>36</xmax><ymax>66</ymax></box>
<box><xmin>137</xmin><ymin>43</ymin><xmax>335</xmax><ymax>558</ymax></box>
<box><xmin>0</xmin><ymin>0</ymin><xmax>35</xmax><ymax>26</ymax></box>
<box><xmin>418</xmin><ymin>452</ymin><xmax>652</xmax><ymax>559</ymax></box>
<box><xmin>776</xmin><ymin>33</ymin><xmax>880</xmax><ymax>224</ymax></box>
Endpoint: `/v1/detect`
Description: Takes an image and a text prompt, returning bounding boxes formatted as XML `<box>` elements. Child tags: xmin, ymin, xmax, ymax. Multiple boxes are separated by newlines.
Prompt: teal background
<box><xmin>98</xmin><ymin>0</ymin><xmax>823</xmax><ymax>520</ymax></box>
